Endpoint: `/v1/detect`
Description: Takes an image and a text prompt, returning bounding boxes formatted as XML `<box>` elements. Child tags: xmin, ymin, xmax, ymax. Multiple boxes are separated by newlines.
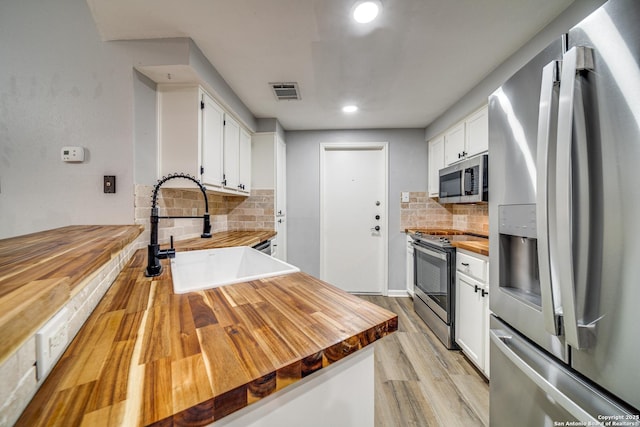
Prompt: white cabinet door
<box><xmin>223</xmin><ymin>115</ymin><xmax>241</xmax><ymax>190</ymax></box>
<box><xmin>455</xmin><ymin>272</ymin><xmax>486</xmax><ymax>370</ymax></box>
<box><xmin>158</xmin><ymin>85</ymin><xmax>201</xmax><ymax>183</ymax></box>
<box><xmin>239</xmin><ymin>128</ymin><xmax>251</xmax><ymax>193</ymax></box>
<box><xmin>484</xmin><ymin>291</ymin><xmax>490</xmax><ymax>377</ymax></box>
<box><xmin>428</xmin><ymin>135</ymin><xmax>444</xmax><ymax>197</ymax></box>
<box><xmin>444</xmin><ymin>122</ymin><xmax>465</xmax><ymax>166</ymax></box>
<box><xmin>276</xmin><ymin>136</ymin><xmax>287</xmax><ymax>217</ymax></box>
<box><xmin>274</xmin><ymin>216</ymin><xmax>287</xmax><ymax>261</ymax></box>
<box><xmin>201</xmin><ymin>91</ymin><xmax>225</xmax><ymax>187</ymax></box>
<box><xmin>406</xmin><ymin>235</ymin><xmax>414</xmax><ymax>296</ymax></box>
<box><xmin>465</xmin><ymin>105</ymin><xmax>488</xmax><ymax>158</ymax></box>
<box><xmin>251</xmin><ymin>132</ymin><xmax>288</xmax><ymax>261</ymax></box>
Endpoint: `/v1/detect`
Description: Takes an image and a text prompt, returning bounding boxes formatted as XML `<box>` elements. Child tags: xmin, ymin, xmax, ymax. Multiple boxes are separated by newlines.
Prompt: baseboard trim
<box><xmin>387</xmin><ymin>289</ymin><xmax>411</xmax><ymax>298</ymax></box>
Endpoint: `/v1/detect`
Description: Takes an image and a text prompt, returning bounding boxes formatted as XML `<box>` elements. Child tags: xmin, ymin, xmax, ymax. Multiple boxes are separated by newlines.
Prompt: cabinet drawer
<box><xmin>457</xmin><ymin>252</ymin><xmax>487</xmax><ymax>282</ymax></box>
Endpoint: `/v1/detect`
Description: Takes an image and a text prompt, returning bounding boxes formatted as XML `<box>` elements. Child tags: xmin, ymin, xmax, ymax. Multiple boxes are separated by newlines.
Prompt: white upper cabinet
<box><xmin>201</xmin><ymin>91</ymin><xmax>225</xmax><ymax>188</ymax></box>
<box><xmin>428</xmin><ymin>135</ymin><xmax>444</xmax><ymax>197</ymax></box>
<box><xmin>444</xmin><ymin>122</ymin><xmax>466</xmax><ymax>166</ymax></box>
<box><xmin>275</xmin><ymin>135</ymin><xmax>286</xmax><ymax>217</ymax></box>
<box><xmin>239</xmin><ymin>128</ymin><xmax>251</xmax><ymax>193</ymax></box>
<box><xmin>158</xmin><ymin>84</ymin><xmax>251</xmax><ymax>196</ymax></box>
<box><xmin>223</xmin><ymin>115</ymin><xmax>241</xmax><ymax>190</ymax></box>
<box><xmin>443</xmin><ymin>105</ymin><xmax>488</xmax><ymax>166</ymax></box>
<box><xmin>465</xmin><ymin>106</ymin><xmax>489</xmax><ymax>158</ymax></box>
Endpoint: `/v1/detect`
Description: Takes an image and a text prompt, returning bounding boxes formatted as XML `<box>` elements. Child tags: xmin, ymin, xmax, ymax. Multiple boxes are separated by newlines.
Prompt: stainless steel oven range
<box><xmin>410</xmin><ymin>232</ymin><xmax>458</xmax><ymax>349</ymax></box>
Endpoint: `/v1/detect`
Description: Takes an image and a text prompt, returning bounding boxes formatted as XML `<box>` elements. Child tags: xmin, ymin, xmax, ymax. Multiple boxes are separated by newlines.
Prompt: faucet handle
<box><xmin>167</xmin><ymin>236</ymin><xmax>176</xmax><ymax>258</ymax></box>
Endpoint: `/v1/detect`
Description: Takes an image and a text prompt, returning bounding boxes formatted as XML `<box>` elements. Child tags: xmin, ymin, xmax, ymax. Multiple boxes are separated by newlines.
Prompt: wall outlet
<box><xmin>36</xmin><ymin>307</ymin><xmax>70</xmax><ymax>381</ymax></box>
<box><xmin>401</xmin><ymin>192</ymin><xmax>410</xmax><ymax>203</ymax></box>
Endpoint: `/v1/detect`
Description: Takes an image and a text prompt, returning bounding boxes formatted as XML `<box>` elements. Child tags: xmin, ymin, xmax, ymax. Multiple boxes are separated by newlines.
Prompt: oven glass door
<box><xmin>413</xmin><ymin>243</ymin><xmax>451</xmax><ymax>323</ymax></box>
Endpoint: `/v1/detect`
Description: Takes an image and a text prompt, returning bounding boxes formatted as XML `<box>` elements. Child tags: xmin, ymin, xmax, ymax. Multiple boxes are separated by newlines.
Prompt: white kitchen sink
<box><xmin>170</xmin><ymin>246</ymin><xmax>300</xmax><ymax>294</ymax></box>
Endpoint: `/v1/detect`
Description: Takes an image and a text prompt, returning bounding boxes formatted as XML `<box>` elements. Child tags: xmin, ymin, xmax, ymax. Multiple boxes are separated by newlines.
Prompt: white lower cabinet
<box><xmin>455</xmin><ymin>250</ymin><xmax>490</xmax><ymax>377</ymax></box>
<box><xmin>406</xmin><ymin>234</ymin><xmax>414</xmax><ymax>297</ymax></box>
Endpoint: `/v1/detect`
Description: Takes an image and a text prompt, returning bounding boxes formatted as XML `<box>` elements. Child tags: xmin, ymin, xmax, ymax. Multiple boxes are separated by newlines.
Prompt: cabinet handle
<box><xmin>461</xmin><ymin>262</ymin><xmax>470</xmax><ymax>267</ymax></box>
<box><xmin>481</xmin><ymin>289</ymin><xmax>488</xmax><ymax>297</ymax></box>
<box><xmin>474</xmin><ymin>285</ymin><xmax>479</xmax><ymax>293</ymax></box>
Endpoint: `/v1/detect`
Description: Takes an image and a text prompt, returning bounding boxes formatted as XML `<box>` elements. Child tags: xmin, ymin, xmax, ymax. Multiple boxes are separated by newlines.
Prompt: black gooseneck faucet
<box><xmin>145</xmin><ymin>173</ymin><xmax>212</xmax><ymax>277</ymax></box>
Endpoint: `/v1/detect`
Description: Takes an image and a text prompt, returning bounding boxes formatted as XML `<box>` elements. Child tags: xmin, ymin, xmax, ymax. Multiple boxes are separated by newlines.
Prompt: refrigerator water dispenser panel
<box><xmin>498</xmin><ymin>204</ymin><xmax>541</xmax><ymax>308</ymax></box>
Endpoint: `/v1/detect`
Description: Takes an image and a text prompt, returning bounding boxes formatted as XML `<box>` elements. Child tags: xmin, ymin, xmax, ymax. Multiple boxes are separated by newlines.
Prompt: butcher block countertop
<box><xmin>450</xmin><ymin>240</ymin><xmax>489</xmax><ymax>257</ymax></box>
<box><xmin>16</xmin><ymin>234</ymin><xmax>397</xmax><ymax>426</ymax></box>
<box><xmin>171</xmin><ymin>230</ymin><xmax>276</xmax><ymax>251</ymax></box>
<box><xmin>0</xmin><ymin>225</ymin><xmax>143</xmax><ymax>364</ymax></box>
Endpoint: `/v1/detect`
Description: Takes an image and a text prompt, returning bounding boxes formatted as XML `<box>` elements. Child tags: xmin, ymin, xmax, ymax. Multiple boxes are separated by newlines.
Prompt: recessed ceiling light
<box><xmin>343</xmin><ymin>105</ymin><xmax>359</xmax><ymax>113</ymax></box>
<box><xmin>353</xmin><ymin>1</ymin><xmax>380</xmax><ymax>24</ymax></box>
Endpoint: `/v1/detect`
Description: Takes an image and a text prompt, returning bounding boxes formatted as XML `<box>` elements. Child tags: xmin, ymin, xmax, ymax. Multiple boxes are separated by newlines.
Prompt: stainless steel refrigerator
<box><xmin>489</xmin><ymin>0</ymin><xmax>640</xmax><ymax>424</ymax></box>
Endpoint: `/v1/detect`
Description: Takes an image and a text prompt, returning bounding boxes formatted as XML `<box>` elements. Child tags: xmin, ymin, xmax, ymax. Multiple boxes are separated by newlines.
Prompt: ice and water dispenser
<box><xmin>498</xmin><ymin>204</ymin><xmax>542</xmax><ymax>308</ymax></box>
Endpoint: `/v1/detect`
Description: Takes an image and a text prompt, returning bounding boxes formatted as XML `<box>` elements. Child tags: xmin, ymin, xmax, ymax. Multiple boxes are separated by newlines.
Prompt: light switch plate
<box><xmin>401</xmin><ymin>192</ymin><xmax>410</xmax><ymax>203</ymax></box>
<box><xmin>36</xmin><ymin>307</ymin><xmax>69</xmax><ymax>380</ymax></box>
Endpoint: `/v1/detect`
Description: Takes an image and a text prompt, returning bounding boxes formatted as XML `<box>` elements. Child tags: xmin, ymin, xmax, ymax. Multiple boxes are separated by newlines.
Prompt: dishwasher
<box><xmin>252</xmin><ymin>240</ymin><xmax>272</xmax><ymax>255</ymax></box>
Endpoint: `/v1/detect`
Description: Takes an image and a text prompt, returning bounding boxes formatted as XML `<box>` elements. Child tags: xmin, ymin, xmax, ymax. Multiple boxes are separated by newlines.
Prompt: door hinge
<box><xmin>200</xmin><ymin>166</ymin><xmax>204</xmax><ymax>174</ymax></box>
<box><xmin>223</xmin><ymin>120</ymin><xmax>226</xmax><ymax>126</ymax></box>
<box><xmin>200</xmin><ymin>101</ymin><xmax>205</xmax><ymax>110</ymax></box>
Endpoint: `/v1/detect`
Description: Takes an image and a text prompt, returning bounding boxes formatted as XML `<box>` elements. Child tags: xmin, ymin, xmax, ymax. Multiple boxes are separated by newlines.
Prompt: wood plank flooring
<box><xmin>359</xmin><ymin>295</ymin><xmax>489</xmax><ymax>427</ymax></box>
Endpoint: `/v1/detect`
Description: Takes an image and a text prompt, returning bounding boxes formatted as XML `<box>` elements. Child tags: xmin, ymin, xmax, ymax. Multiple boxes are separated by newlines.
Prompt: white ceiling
<box><xmin>86</xmin><ymin>0</ymin><xmax>574</xmax><ymax>131</ymax></box>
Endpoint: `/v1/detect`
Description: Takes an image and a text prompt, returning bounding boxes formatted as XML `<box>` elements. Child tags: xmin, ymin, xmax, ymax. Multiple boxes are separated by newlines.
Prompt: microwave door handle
<box><xmin>556</xmin><ymin>46</ymin><xmax>594</xmax><ymax>349</ymax></box>
<box><xmin>536</xmin><ymin>60</ymin><xmax>562</xmax><ymax>336</ymax></box>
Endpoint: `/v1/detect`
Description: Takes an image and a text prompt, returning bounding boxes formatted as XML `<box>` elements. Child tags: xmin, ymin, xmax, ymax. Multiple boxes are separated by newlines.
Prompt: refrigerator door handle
<box><xmin>556</xmin><ymin>46</ymin><xmax>594</xmax><ymax>349</ymax></box>
<box><xmin>490</xmin><ymin>329</ymin><xmax>599</xmax><ymax>423</ymax></box>
<box><xmin>536</xmin><ymin>60</ymin><xmax>562</xmax><ymax>336</ymax></box>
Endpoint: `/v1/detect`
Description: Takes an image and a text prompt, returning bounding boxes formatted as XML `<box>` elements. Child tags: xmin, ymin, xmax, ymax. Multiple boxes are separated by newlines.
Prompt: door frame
<box><xmin>319</xmin><ymin>142</ymin><xmax>389</xmax><ymax>295</ymax></box>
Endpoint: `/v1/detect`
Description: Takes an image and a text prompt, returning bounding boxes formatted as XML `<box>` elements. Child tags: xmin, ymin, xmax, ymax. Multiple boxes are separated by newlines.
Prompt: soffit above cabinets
<box><xmin>87</xmin><ymin>0</ymin><xmax>575</xmax><ymax>130</ymax></box>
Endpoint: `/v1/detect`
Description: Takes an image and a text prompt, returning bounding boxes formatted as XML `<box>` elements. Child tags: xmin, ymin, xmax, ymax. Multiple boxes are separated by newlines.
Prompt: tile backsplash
<box><xmin>134</xmin><ymin>185</ymin><xmax>274</xmax><ymax>244</ymax></box>
<box><xmin>400</xmin><ymin>191</ymin><xmax>488</xmax><ymax>235</ymax></box>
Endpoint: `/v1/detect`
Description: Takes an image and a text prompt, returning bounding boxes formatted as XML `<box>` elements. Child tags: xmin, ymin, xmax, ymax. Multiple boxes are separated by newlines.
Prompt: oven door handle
<box><xmin>412</xmin><ymin>243</ymin><xmax>447</xmax><ymax>261</ymax></box>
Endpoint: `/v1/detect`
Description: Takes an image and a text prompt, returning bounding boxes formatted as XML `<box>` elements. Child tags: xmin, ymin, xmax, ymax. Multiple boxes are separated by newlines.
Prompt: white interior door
<box><xmin>320</xmin><ymin>143</ymin><xmax>388</xmax><ymax>294</ymax></box>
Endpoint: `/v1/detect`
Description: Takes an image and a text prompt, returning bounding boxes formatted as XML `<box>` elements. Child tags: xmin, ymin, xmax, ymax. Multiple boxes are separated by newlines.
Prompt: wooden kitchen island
<box><xmin>14</xmin><ymin>228</ymin><xmax>397</xmax><ymax>426</ymax></box>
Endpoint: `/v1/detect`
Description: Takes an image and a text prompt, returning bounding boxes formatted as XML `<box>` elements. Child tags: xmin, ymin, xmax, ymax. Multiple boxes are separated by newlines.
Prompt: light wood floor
<box><xmin>359</xmin><ymin>296</ymin><xmax>489</xmax><ymax>427</ymax></box>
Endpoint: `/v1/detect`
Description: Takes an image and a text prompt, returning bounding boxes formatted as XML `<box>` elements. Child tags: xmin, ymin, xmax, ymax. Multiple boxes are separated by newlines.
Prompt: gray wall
<box><xmin>425</xmin><ymin>0</ymin><xmax>607</xmax><ymax>140</ymax></box>
<box><xmin>188</xmin><ymin>40</ymin><xmax>257</xmax><ymax>131</ymax></box>
<box><xmin>0</xmin><ymin>0</ymin><xmax>257</xmax><ymax>238</ymax></box>
<box><xmin>0</xmin><ymin>0</ymin><xmax>137</xmax><ymax>238</ymax></box>
<box><xmin>285</xmin><ymin>129</ymin><xmax>426</xmax><ymax>291</ymax></box>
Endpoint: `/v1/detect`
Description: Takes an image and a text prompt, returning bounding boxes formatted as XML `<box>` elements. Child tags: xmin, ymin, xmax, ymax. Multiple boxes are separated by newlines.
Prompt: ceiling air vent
<box><xmin>270</xmin><ymin>82</ymin><xmax>301</xmax><ymax>101</ymax></box>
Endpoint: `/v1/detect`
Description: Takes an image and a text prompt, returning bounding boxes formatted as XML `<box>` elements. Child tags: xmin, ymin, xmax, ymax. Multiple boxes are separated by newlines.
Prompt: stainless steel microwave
<box><xmin>438</xmin><ymin>154</ymin><xmax>488</xmax><ymax>203</ymax></box>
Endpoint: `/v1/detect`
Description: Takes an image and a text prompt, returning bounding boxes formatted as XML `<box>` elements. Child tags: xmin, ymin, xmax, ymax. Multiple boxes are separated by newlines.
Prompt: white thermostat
<box><xmin>61</xmin><ymin>146</ymin><xmax>85</xmax><ymax>162</ymax></box>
